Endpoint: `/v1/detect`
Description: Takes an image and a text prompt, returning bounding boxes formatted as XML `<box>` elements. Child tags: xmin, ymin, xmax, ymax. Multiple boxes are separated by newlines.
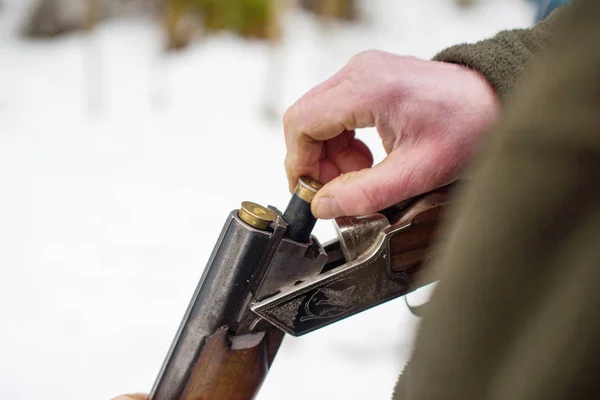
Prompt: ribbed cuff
<box><xmin>433</xmin><ymin>30</ymin><xmax>534</xmax><ymax>104</ymax></box>
<box><xmin>433</xmin><ymin>8</ymin><xmax>565</xmax><ymax>104</ymax></box>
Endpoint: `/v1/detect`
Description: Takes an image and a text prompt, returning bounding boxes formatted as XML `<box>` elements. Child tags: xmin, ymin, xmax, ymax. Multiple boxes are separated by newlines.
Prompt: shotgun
<box><xmin>149</xmin><ymin>177</ymin><xmax>452</xmax><ymax>400</ymax></box>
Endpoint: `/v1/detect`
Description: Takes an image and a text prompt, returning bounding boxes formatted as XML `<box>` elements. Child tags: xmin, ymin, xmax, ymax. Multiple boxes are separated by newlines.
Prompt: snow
<box><xmin>0</xmin><ymin>1</ymin><xmax>534</xmax><ymax>399</ymax></box>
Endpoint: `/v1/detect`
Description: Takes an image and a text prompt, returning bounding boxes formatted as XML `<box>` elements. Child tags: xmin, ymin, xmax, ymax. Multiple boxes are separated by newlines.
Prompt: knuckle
<box><xmin>344</xmin><ymin>67</ymin><xmax>363</xmax><ymax>88</ymax></box>
<box><xmin>284</xmin><ymin>152</ymin><xmax>299</xmax><ymax>170</ymax></box>
<box><xmin>357</xmin><ymin>183</ymin><xmax>382</xmax><ymax>213</ymax></box>
<box><xmin>350</xmin><ymin>49</ymin><xmax>382</xmax><ymax>65</ymax></box>
<box><xmin>335</xmin><ymin>171</ymin><xmax>381</xmax><ymax>215</ymax></box>
<box><xmin>283</xmin><ymin>106</ymin><xmax>296</xmax><ymax>130</ymax></box>
<box><xmin>284</xmin><ymin>154</ymin><xmax>291</xmax><ymax>171</ymax></box>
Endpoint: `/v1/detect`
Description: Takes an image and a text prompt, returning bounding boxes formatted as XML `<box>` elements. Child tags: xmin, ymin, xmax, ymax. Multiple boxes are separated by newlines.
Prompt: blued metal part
<box><xmin>234</xmin><ymin>234</ymin><xmax>328</xmax><ymax>333</ymax></box>
<box><xmin>254</xmin><ymin>236</ymin><xmax>327</xmax><ymax>301</ymax></box>
<box><xmin>320</xmin><ymin>239</ymin><xmax>346</xmax><ymax>272</ymax></box>
<box><xmin>252</xmin><ymin>221</ymin><xmax>412</xmax><ymax>336</ymax></box>
<box><xmin>282</xmin><ymin>193</ymin><xmax>316</xmax><ymax>243</ymax></box>
<box><xmin>149</xmin><ymin>212</ymin><xmax>273</xmax><ymax>400</ymax></box>
<box><xmin>226</xmin><ymin>205</ymin><xmax>328</xmax><ymax>335</ymax></box>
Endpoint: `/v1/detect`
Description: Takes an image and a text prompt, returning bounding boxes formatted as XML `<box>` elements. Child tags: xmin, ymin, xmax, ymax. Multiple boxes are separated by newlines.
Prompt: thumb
<box><xmin>311</xmin><ymin>147</ymin><xmax>455</xmax><ymax>219</ymax></box>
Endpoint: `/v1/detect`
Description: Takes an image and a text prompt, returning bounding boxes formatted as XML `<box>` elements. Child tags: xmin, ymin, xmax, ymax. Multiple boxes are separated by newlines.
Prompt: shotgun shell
<box><xmin>282</xmin><ymin>176</ymin><xmax>323</xmax><ymax>242</ymax></box>
<box><xmin>238</xmin><ymin>201</ymin><xmax>277</xmax><ymax>230</ymax></box>
<box><xmin>294</xmin><ymin>176</ymin><xmax>323</xmax><ymax>203</ymax></box>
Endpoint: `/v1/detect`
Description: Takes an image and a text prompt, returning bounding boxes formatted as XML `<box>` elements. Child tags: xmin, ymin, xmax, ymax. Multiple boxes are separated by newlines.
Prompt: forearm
<box><xmin>433</xmin><ymin>6</ymin><xmax>569</xmax><ymax>102</ymax></box>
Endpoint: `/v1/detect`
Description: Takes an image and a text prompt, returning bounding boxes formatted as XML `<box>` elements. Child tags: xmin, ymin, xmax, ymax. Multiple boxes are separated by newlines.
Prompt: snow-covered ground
<box><xmin>0</xmin><ymin>1</ymin><xmax>534</xmax><ymax>399</ymax></box>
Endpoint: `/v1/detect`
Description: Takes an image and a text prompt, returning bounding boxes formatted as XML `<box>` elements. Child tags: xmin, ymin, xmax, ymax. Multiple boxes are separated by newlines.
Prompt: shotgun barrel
<box><xmin>149</xmin><ymin>179</ymin><xmax>453</xmax><ymax>400</ymax></box>
<box><xmin>149</xmin><ymin>178</ymin><xmax>327</xmax><ymax>400</ymax></box>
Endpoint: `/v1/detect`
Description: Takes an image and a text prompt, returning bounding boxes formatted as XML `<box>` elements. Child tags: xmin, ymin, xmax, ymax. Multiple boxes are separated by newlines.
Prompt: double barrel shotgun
<box><xmin>149</xmin><ymin>177</ymin><xmax>452</xmax><ymax>400</ymax></box>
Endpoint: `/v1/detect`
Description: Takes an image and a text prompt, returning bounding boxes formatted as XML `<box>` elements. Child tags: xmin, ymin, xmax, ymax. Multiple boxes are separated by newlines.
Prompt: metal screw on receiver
<box><xmin>282</xmin><ymin>176</ymin><xmax>323</xmax><ymax>243</ymax></box>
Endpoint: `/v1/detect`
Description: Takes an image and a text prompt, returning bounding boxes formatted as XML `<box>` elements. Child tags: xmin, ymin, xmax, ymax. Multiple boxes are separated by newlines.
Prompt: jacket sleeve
<box><xmin>395</xmin><ymin>1</ymin><xmax>600</xmax><ymax>399</ymax></box>
<box><xmin>433</xmin><ymin>7</ymin><xmax>567</xmax><ymax>103</ymax></box>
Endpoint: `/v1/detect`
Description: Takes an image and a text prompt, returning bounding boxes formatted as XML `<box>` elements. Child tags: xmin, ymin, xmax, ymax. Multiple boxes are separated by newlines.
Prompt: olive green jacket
<box><xmin>394</xmin><ymin>2</ymin><xmax>600</xmax><ymax>399</ymax></box>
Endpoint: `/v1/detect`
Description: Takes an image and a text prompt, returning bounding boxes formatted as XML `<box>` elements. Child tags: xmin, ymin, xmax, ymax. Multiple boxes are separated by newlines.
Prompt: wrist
<box><xmin>457</xmin><ymin>63</ymin><xmax>502</xmax><ymax>128</ymax></box>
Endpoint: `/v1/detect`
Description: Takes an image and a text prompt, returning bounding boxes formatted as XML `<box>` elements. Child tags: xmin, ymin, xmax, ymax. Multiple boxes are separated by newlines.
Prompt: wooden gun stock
<box><xmin>388</xmin><ymin>188</ymin><xmax>449</xmax><ymax>277</ymax></box>
<box><xmin>181</xmin><ymin>328</ymin><xmax>284</xmax><ymax>400</ymax></box>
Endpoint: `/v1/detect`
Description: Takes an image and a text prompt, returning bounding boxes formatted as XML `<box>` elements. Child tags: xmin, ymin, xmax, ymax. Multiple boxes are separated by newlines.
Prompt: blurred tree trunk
<box><xmin>23</xmin><ymin>0</ymin><xmax>280</xmax><ymax>48</ymax></box>
<box><xmin>164</xmin><ymin>0</ymin><xmax>280</xmax><ymax>51</ymax></box>
<box><xmin>83</xmin><ymin>0</ymin><xmax>100</xmax><ymax>30</ymax></box>
<box><xmin>21</xmin><ymin>0</ymin><xmax>86</xmax><ymax>37</ymax></box>
<box><xmin>263</xmin><ymin>0</ymin><xmax>287</xmax><ymax>119</ymax></box>
<box><xmin>164</xmin><ymin>0</ymin><xmax>201</xmax><ymax>50</ymax></box>
<box><xmin>455</xmin><ymin>0</ymin><xmax>478</xmax><ymax>6</ymax></box>
<box><xmin>199</xmin><ymin>0</ymin><xmax>277</xmax><ymax>39</ymax></box>
<box><xmin>82</xmin><ymin>0</ymin><xmax>103</xmax><ymax>114</ymax></box>
<box><xmin>299</xmin><ymin>0</ymin><xmax>358</xmax><ymax>21</ymax></box>
<box><xmin>21</xmin><ymin>0</ymin><xmax>160</xmax><ymax>38</ymax></box>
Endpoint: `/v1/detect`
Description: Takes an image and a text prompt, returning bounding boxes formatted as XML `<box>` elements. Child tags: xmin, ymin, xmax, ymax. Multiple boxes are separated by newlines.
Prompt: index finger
<box><xmin>283</xmin><ymin>72</ymin><xmax>346</xmax><ymax>191</ymax></box>
<box><xmin>283</xmin><ymin>67</ymin><xmax>376</xmax><ymax>191</ymax></box>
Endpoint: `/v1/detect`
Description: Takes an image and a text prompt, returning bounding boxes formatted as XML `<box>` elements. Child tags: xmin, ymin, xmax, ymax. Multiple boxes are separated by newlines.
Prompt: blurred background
<box><xmin>0</xmin><ymin>0</ymin><xmax>549</xmax><ymax>399</ymax></box>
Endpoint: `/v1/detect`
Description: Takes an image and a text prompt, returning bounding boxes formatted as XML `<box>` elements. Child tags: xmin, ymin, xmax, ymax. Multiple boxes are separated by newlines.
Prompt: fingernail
<box><xmin>314</xmin><ymin>196</ymin><xmax>343</xmax><ymax>219</ymax></box>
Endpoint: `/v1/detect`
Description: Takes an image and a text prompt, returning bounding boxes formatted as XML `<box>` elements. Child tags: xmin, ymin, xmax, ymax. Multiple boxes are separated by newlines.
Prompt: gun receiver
<box><xmin>149</xmin><ymin>178</ymin><xmax>452</xmax><ymax>400</ymax></box>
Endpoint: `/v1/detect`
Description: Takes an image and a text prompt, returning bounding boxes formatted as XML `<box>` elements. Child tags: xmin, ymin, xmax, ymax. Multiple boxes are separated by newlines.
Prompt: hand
<box><xmin>111</xmin><ymin>394</ymin><xmax>148</xmax><ymax>400</ymax></box>
<box><xmin>284</xmin><ymin>50</ymin><xmax>500</xmax><ymax>219</ymax></box>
